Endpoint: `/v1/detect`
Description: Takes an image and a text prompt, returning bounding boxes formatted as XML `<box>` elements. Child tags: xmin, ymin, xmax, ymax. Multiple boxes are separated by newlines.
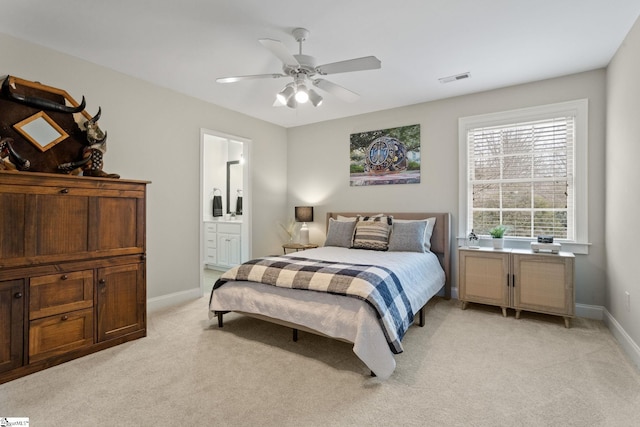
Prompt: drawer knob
<box><xmin>60</xmin><ymin>188</ymin><xmax>69</xmax><ymax>194</ymax></box>
<box><xmin>61</xmin><ymin>315</ymin><xmax>69</xmax><ymax>321</ymax></box>
<box><xmin>14</xmin><ymin>292</ymin><xmax>23</xmax><ymax>299</ymax></box>
<box><xmin>61</xmin><ymin>274</ymin><xmax>68</xmax><ymax>280</ymax></box>
<box><xmin>99</xmin><ymin>279</ymin><xmax>106</xmax><ymax>285</ymax></box>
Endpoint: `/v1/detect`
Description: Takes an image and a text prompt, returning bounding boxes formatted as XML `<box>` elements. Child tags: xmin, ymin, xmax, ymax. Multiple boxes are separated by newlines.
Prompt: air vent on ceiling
<box><xmin>439</xmin><ymin>72</ymin><xmax>471</xmax><ymax>83</ymax></box>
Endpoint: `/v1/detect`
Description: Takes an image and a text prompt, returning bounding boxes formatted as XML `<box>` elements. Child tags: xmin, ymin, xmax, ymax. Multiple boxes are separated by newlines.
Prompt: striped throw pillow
<box><xmin>352</xmin><ymin>215</ymin><xmax>393</xmax><ymax>250</ymax></box>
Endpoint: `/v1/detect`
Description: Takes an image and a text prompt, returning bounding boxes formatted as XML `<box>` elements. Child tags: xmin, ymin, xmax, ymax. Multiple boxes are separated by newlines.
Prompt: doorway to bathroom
<box><xmin>200</xmin><ymin>129</ymin><xmax>251</xmax><ymax>295</ymax></box>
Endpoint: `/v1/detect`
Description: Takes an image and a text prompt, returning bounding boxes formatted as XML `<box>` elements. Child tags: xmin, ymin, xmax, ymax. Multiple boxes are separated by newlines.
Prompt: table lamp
<box><xmin>295</xmin><ymin>206</ymin><xmax>313</xmax><ymax>244</ymax></box>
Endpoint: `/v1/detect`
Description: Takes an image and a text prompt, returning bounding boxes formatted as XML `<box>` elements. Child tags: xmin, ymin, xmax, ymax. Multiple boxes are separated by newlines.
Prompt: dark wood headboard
<box><xmin>327</xmin><ymin>212</ymin><xmax>451</xmax><ymax>299</ymax></box>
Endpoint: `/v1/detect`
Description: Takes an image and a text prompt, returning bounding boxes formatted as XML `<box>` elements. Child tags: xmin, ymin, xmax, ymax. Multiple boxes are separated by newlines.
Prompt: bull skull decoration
<box><xmin>0</xmin><ymin>75</ymin><xmax>119</xmax><ymax>178</ymax></box>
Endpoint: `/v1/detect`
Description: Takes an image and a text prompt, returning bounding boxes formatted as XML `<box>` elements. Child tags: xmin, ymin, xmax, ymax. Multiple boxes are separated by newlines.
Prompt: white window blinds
<box><xmin>466</xmin><ymin>116</ymin><xmax>575</xmax><ymax>240</ymax></box>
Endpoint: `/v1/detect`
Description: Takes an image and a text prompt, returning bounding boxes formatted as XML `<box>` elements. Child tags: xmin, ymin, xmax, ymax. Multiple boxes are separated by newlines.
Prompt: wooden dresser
<box><xmin>0</xmin><ymin>170</ymin><xmax>148</xmax><ymax>383</ymax></box>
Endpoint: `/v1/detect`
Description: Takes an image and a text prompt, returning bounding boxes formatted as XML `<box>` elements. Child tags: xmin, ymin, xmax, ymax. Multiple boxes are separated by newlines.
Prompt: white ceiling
<box><xmin>2</xmin><ymin>1</ymin><xmax>639</xmax><ymax>128</ymax></box>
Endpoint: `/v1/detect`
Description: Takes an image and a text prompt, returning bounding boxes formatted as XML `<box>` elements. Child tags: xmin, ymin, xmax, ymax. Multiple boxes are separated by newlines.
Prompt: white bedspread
<box><xmin>209</xmin><ymin>247</ymin><xmax>445</xmax><ymax>379</ymax></box>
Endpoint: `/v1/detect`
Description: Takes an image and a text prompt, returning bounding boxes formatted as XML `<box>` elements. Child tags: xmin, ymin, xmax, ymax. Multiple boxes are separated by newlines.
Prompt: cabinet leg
<box><xmin>564</xmin><ymin>317</ymin><xmax>571</xmax><ymax>328</ymax></box>
<box><xmin>501</xmin><ymin>307</ymin><xmax>507</xmax><ymax>317</ymax></box>
<box><xmin>461</xmin><ymin>301</ymin><xmax>467</xmax><ymax>310</ymax></box>
<box><xmin>515</xmin><ymin>310</ymin><xmax>521</xmax><ymax>319</ymax></box>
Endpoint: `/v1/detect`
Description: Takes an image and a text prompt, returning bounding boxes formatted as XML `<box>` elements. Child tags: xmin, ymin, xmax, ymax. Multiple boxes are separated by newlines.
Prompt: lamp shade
<box><xmin>295</xmin><ymin>206</ymin><xmax>313</xmax><ymax>223</ymax></box>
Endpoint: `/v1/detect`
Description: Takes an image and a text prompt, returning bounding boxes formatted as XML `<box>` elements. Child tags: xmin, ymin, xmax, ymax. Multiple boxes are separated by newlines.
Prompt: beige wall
<box><xmin>287</xmin><ymin>70</ymin><xmax>607</xmax><ymax>308</ymax></box>
<box><xmin>0</xmin><ymin>33</ymin><xmax>288</xmax><ymax>300</ymax></box>
<box><xmin>606</xmin><ymin>16</ymin><xmax>640</xmax><ymax>354</ymax></box>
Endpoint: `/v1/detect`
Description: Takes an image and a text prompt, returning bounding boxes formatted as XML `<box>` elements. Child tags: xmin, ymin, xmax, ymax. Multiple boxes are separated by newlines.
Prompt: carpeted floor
<box><xmin>1</xmin><ymin>296</ymin><xmax>639</xmax><ymax>426</ymax></box>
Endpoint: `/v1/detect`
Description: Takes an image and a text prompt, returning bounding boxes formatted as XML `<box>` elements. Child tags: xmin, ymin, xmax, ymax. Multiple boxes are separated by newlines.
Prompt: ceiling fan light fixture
<box><xmin>308</xmin><ymin>89</ymin><xmax>323</xmax><ymax>107</ymax></box>
<box><xmin>286</xmin><ymin>93</ymin><xmax>298</xmax><ymax>108</ymax></box>
<box><xmin>294</xmin><ymin>84</ymin><xmax>309</xmax><ymax>103</ymax></box>
<box><xmin>276</xmin><ymin>84</ymin><xmax>295</xmax><ymax>104</ymax></box>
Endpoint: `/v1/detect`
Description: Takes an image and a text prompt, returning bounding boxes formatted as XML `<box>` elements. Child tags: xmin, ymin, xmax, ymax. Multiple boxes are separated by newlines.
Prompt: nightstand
<box><xmin>282</xmin><ymin>243</ymin><xmax>318</xmax><ymax>254</ymax></box>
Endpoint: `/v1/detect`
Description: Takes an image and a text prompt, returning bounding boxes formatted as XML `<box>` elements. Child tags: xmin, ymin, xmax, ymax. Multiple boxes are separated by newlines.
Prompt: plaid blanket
<box><xmin>212</xmin><ymin>255</ymin><xmax>414</xmax><ymax>354</ymax></box>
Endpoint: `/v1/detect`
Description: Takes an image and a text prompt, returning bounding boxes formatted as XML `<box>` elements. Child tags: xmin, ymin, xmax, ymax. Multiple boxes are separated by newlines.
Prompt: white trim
<box><xmin>458</xmin><ymin>99</ymin><xmax>589</xmax><ymax>252</ymax></box>
<box><xmin>575</xmin><ymin>303</ymin><xmax>604</xmax><ymax>320</ymax></box>
<box><xmin>147</xmin><ymin>288</ymin><xmax>202</xmax><ymax>313</ymax></box>
<box><xmin>455</xmin><ymin>236</ymin><xmax>590</xmax><ymax>255</ymax></box>
<box><xmin>604</xmin><ymin>309</ymin><xmax>640</xmax><ymax>371</ymax></box>
<box><xmin>199</xmin><ymin>128</ymin><xmax>253</xmax><ymax>297</ymax></box>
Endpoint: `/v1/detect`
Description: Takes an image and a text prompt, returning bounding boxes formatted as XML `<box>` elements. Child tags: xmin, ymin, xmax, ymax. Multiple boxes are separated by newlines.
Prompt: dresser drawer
<box><xmin>29</xmin><ymin>270</ymin><xmax>94</xmax><ymax>320</ymax></box>
<box><xmin>29</xmin><ymin>308</ymin><xmax>94</xmax><ymax>362</ymax></box>
<box><xmin>205</xmin><ymin>222</ymin><xmax>217</xmax><ymax>234</ymax></box>
<box><xmin>217</xmin><ymin>223</ymin><xmax>241</xmax><ymax>234</ymax></box>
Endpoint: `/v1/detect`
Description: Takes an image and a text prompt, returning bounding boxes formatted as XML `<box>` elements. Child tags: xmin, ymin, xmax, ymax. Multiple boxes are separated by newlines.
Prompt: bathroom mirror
<box><xmin>226</xmin><ymin>160</ymin><xmax>243</xmax><ymax>214</ymax></box>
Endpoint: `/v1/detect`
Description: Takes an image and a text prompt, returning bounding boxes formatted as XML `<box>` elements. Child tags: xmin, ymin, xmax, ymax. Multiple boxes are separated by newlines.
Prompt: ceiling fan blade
<box><xmin>315</xmin><ymin>56</ymin><xmax>381</xmax><ymax>75</ymax></box>
<box><xmin>216</xmin><ymin>73</ymin><xmax>287</xmax><ymax>83</ymax></box>
<box><xmin>313</xmin><ymin>79</ymin><xmax>360</xmax><ymax>103</ymax></box>
<box><xmin>259</xmin><ymin>38</ymin><xmax>300</xmax><ymax>68</ymax></box>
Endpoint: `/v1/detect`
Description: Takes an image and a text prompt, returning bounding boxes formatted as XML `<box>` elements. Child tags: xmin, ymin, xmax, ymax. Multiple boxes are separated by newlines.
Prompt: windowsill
<box><xmin>456</xmin><ymin>237</ymin><xmax>590</xmax><ymax>255</ymax></box>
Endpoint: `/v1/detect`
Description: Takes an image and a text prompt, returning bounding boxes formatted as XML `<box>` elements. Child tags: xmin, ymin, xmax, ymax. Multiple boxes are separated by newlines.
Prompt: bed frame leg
<box><xmin>215</xmin><ymin>311</ymin><xmax>226</xmax><ymax>328</ymax></box>
<box><xmin>292</xmin><ymin>328</ymin><xmax>298</xmax><ymax>342</ymax></box>
<box><xmin>419</xmin><ymin>307</ymin><xmax>425</xmax><ymax>327</ymax></box>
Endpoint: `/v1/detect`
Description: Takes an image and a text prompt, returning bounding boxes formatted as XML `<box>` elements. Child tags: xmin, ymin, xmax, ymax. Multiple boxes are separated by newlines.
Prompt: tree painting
<box><xmin>349</xmin><ymin>124</ymin><xmax>420</xmax><ymax>186</ymax></box>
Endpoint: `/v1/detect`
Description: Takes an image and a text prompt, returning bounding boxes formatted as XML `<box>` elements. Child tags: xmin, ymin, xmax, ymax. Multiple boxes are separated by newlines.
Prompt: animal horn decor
<box><xmin>0</xmin><ymin>75</ymin><xmax>119</xmax><ymax>178</ymax></box>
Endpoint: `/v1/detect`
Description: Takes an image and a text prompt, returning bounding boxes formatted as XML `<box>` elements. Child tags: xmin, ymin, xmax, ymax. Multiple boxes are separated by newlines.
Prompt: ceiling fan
<box><xmin>216</xmin><ymin>28</ymin><xmax>381</xmax><ymax>108</ymax></box>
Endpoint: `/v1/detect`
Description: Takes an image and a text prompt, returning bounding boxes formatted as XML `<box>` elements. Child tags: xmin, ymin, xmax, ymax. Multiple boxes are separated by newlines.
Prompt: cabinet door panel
<box><xmin>97</xmin><ymin>263</ymin><xmax>145</xmax><ymax>342</ymax></box>
<box><xmin>30</xmin><ymin>194</ymin><xmax>89</xmax><ymax>256</ymax></box>
<box><xmin>513</xmin><ymin>255</ymin><xmax>574</xmax><ymax>315</ymax></box>
<box><xmin>459</xmin><ymin>250</ymin><xmax>509</xmax><ymax>307</ymax></box>
<box><xmin>0</xmin><ymin>193</ymin><xmax>26</xmax><ymax>260</ymax></box>
<box><xmin>0</xmin><ymin>280</ymin><xmax>24</xmax><ymax>373</ymax></box>
<box><xmin>91</xmin><ymin>197</ymin><xmax>140</xmax><ymax>251</ymax></box>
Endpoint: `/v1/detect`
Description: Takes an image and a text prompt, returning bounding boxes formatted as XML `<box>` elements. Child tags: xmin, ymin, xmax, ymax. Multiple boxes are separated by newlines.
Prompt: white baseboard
<box><xmin>147</xmin><ymin>288</ymin><xmax>202</xmax><ymax>313</ymax></box>
<box><xmin>604</xmin><ymin>310</ymin><xmax>640</xmax><ymax>371</ymax></box>
<box><xmin>575</xmin><ymin>303</ymin><xmax>604</xmax><ymax>320</ymax></box>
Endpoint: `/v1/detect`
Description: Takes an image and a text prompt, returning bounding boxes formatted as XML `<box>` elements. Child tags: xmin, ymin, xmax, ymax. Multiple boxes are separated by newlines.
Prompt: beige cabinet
<box><xmin>458</xmin><ymin>247</ymin><xmax>575</xmax><ymax>327</ymax></box>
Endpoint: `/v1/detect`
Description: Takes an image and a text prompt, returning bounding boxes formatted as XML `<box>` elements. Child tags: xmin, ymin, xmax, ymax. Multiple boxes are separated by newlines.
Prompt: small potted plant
<box><xmin>489</xmin><ymin>224</ymin><xmax>508</xmax><ymax>249</ymax></box>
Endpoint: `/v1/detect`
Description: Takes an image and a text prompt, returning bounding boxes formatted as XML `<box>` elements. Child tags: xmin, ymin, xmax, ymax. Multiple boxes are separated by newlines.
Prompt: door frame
<box><xmin>199</xmin><ymin>128</ymin><xmax>252</xmax><ymax>295</ymax></box>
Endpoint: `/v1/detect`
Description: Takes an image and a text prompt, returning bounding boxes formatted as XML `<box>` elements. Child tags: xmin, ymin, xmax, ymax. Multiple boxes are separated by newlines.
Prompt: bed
<box><xmin>209</xmin><ymin>212</ymin><xmax>451</xmax><ymax>379</ymax></box>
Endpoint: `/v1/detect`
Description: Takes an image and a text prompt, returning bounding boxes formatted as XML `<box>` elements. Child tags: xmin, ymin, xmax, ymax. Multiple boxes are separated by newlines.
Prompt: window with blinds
<box><xmin>466</xmin><ymin>116</ymin><xmax>575</xmax><ymax>240</ymax></box>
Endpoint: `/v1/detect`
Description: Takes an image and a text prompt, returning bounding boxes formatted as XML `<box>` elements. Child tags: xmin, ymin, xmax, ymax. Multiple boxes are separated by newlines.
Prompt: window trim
<box><xmin>458</xmin><ymin>99</ymin><xmax>589</xmax><ymax>254</ymax></box>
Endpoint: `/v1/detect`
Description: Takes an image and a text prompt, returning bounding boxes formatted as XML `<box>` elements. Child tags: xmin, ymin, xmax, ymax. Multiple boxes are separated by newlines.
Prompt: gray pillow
<box><xmin>388</xmin><ymin>220</ymin><xmax>427</xmax><ymax>252</ymax></box>
<box><xmin>324</xmin><ymin>218</ymin><xmax>357</xmax><ymax>248</ymax></box>
<box><xmin>393</xmin><ymin>217</ymin><xmax>436</xmax><ymax>251</ymax></box>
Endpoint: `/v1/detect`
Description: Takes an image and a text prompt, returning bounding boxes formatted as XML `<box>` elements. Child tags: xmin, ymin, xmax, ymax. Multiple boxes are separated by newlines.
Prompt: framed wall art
<box><xmin>349</xmin><ymin>124</ymin><xmax>420</xmax><ymax>186</ymax></box>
